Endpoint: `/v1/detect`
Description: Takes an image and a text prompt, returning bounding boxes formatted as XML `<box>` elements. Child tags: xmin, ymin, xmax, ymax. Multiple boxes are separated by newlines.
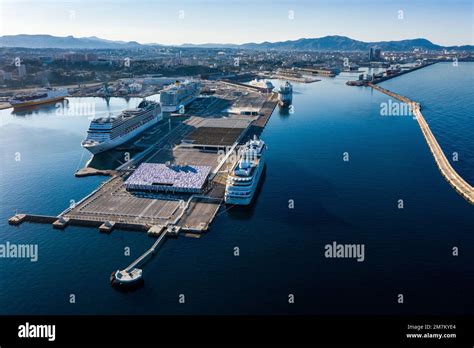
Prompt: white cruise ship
<box><xmin>278</xmin><ymin>81</ymin><xmax>293</xmax><ymax>106</ymax></box>
<box><xmin>225</xmin><ymin>137</ymin><xmax>266</xmax><ymax>205</ymax></box>
<box><xmin>249</xmin><ymin>79</ymin><xmax>274</xmax><ymax>92</ymax></box>
<box><xmin>159</xmin><ymin>80</ymin><xmax>200</xmax><ymax>112</ymax></box>
<box><xmin>10</xmin><ymin>88</ymin><xmax>67</xmax><ymax>108</ymax></box>
<box><xmin>81</xmin><ymin>100</ymin><xmax>162</xmax><ymax>155</ymax></box>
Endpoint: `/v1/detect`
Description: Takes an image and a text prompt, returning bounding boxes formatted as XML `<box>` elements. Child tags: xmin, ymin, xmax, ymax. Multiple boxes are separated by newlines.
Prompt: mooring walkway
<box><xmin>369</xmin><ymin>83</ymin><xmax>474</xmax><ymax>205</ymax></box>
<box><xmin>125</xmin><ymin>227</ymin><xmax>168</xmax><ymax>272</ymax></box>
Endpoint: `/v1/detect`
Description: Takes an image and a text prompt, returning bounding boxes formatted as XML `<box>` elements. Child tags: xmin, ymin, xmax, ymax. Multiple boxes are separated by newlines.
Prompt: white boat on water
<box><xmin>81</xmin><ymin>100</ymin><xmax>162</xmax><ymax>155</ymax></box>
<box><xmin>225</xmin><ymin>136</ymin><xmax>266</xmax><ymax>205</ymax></box>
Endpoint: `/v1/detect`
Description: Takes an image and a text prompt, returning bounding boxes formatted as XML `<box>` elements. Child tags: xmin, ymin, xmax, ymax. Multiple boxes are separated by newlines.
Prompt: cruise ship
<box><xmin>249</xmin><ymin>79</ymin><xmax>274</xmax><ymax>92</ymax></box>
<box><xmin>9</xmin><ymin>88</ymin><xmax>67</xmax><ymax>108</ymax></box>
<box><xmin>278</xmin><ymin>81</ymin><xmax>293</xmax><ymax>106</ymax></box>
<box><xmin>81</xmin><ymin>100</ymin><xmax>162</xmax><ymax>155</ymax></box>
<box><xmin>225</xmin><ymin>137</ymin><xmax>266</xmax><ymax>205</ymax></box>
<box><xmin>159</xmin><ymin>80</ymin><xmax>200</xmax><ymax>112</ymax></box>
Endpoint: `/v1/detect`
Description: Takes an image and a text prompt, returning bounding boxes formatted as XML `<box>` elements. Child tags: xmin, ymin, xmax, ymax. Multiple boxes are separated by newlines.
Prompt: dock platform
<box><xmin>8</xmin><ymin>80</ymin><xmax>279</xmax><ymax>286</ymax></box>
<box><xmin>252</xmin><ymin>93</ymin><xmax>279</xmax><ymax>128</ymax></box>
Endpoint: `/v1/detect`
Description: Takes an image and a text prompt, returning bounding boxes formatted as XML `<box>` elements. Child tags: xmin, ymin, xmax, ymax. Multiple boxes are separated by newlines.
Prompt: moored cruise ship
<box><xmin>225</xmin><ymin>137</ymin><xmax>266</xmax><ymax>205</ymax></box>
<box><xmin>9</xmin><ymin>88</ymin><xmax>67</xmax><ymax>108</ymax></box>
<box><xmin>249</xmin><ymin>78</ymin><xmax>274</xmax><ymax>92</ymax></box>
<box><xmin>159</xmin><ymin>80</ymin><xmax>200</xmax><ymax>112</ymax></box>
<box><xmin>278</xmin><ymin>81</ymin><xmax>293</xmax><ymax>106</ymax></box>
<box><xmin>81</xmin><ymin>100</ymin><xmax>162</xmax><ymax>155</ymax></box>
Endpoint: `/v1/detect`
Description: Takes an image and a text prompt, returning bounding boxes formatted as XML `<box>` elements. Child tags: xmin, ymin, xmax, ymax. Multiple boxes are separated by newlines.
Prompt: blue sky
<box><xmin>1</xmin><ymin>0</ymin><xmax>473</xmax><ymax>45</ymax></box>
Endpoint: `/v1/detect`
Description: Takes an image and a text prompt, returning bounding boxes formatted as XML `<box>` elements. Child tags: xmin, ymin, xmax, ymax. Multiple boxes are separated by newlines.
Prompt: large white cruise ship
<box><xmin>278</xmin><ymin>81</ymin><xmax>293</xmax><ymax>106</ymax></box>
<box><xmin>225</xmin><ymin>137</ymin><xmax>266</xmax><ymax>205</ymax></box>
<box><xmin>249</xmin><ymin>79</ymin><xmax>274</xmax><ymax>92</ymax></box>
<box><xmin>10</xmin><ymin>88</ymin><xmax>67</xmax><ymax>108</ymax></box>
<box><xmin>81</xmin><ymin>100</ymin><xmax>162</xmax><ymax>155</ymax></box>
<box><xmin>159</xmin><ymin>80</ymin><xmax>200</xmax><ymax>112</ymax></box>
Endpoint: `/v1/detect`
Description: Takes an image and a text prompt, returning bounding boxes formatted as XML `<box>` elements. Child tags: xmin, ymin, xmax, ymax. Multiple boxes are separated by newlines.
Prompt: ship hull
<box><xmin>278</xmin><ymin>93</ymin><xmax>292</xmax><ymax>106</ymax></box>
<box><xmin>82</xmin><ymin>115</ymin><xmax>161</xmax><ymax>155</ymax></box>
<box><xmin>11</xmin><ymin>96</ymin><xmax>66</xmax><ymax>108</ymax></box>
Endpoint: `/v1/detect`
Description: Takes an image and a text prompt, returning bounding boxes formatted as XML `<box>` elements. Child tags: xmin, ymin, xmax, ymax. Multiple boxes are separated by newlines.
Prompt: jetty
<box><xmin>369</xmin><ymin>83</ymin><xmax>474</xmax><ymax>205</ymax></box>
<box><xmin>346</xmin><ymin>62</ymin><xmax>436</xmax><ymax>86</ymax></box>
<box><xmin>127</xmin><ymin>226</ymin><xmax>168</xmax><ymax>271</ymax></box>
<box><xmin>110</xmin><ymin>226</ymin><xmax>176</xmax><ymax>288</ymax></box>
<box><xmin>75</xmin><ymin>167</ymin><xmax>115</xmax><ymax>177</ymax></box>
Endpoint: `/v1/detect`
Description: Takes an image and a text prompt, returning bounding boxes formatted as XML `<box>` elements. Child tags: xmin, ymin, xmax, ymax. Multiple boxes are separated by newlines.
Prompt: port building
<box><xmin>124</xmin><ymin>163</ymin><xmax>211</xmax><ymax>193</ymax></box>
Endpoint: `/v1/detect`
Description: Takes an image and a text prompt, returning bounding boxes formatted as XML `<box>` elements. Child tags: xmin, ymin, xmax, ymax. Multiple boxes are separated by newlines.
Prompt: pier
<box><xmin>347</xmin><ymin>62</ymin><xmax>436</xmax><ymax>86</ymax></box>
<box><xmin>8</xmin><ymin>80</ymin><xmax>279</xmax><ymax>286</ymax></box>
<box><xmin>75</xmin><ymin>167</ymin><xmax>115</xmax><ymax>177</ymax></box>
<box><xmin>369</xmin><ymin>62</ymin><xmax>436</xmax><ymax>85</ymax></box>
<box><xmin>251</xmin><ymin>93</ymin><xmax>279</xmax><ymax>128</ymax></box>
<box><xmin>369</xmin><ymin>83</ymin><xmax>474</xmax><ymax>205</ymax></box>
<box><xmin>269</xmin><ymin>74</ymin><xmax>320</xmax><ymax>83</ymax></box>
<box><xmin>126</xmin><ymin>226</ymin><xmax>168</xmax><ymax>272</ymax></box>
<box><xmin>8</xmin><ymin>214</ymin><xmax>57</xmax><ymax>225</ymax></box>
<box><xmin>111</xmin><ymin>226</ymin><xmax>173</xmax><ymax>288</ymax></box>
<box><xmin>221</xmin><ymin>80</ymin><xmax>271</xmax><ymax>93</ymax></box>
<box><xmin>297</xmin><ymin>67</ymin><xmax>337</xmax><ymax>77</ymax></box>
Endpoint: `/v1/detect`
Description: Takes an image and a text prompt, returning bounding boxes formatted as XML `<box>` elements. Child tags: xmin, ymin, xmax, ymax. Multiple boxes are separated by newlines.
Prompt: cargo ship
<box><xmin>9</xmin><ymin>88</ymin><xmax>67</xmax><ymax>108</ymax></box>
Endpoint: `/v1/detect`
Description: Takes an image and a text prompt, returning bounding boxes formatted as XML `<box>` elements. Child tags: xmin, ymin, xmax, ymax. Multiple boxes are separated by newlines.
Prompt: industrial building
<box><xmin>124</xmin><ymin>163</ymin><xmax>212</xmax><ymax>193</ymax></box>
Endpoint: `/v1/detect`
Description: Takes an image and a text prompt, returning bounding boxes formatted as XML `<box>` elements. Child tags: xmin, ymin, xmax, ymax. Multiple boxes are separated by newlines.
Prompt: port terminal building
<box><xmin>124</xmin><ymin>163</ymin><xmax>212</xmax><ymax>194</ymax></box>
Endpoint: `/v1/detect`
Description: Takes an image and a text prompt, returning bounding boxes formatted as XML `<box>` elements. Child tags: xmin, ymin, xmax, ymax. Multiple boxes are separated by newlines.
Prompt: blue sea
<box><xmin>0</xmin><ymin>62</ymin><xmax>473</xmax><ymax>315</ymax></box>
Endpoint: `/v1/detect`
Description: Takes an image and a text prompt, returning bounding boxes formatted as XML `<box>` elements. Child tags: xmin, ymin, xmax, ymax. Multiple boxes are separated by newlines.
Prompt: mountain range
<box><xmin>0</xmin><ymin>35</ymin><xmax>142</xmax><ymax>49</ymax></box>
<box><xmin>1</xmin><ymin>34</ymin><xmax>472</xmax><ymax>51</ymax></box>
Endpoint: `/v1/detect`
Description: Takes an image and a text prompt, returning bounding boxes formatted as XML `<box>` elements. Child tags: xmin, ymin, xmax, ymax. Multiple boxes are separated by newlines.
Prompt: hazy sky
<box><xmin>1</xmin><ymin>0</ymin><xmax>473</xmax><ymax>46</ymax></box>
